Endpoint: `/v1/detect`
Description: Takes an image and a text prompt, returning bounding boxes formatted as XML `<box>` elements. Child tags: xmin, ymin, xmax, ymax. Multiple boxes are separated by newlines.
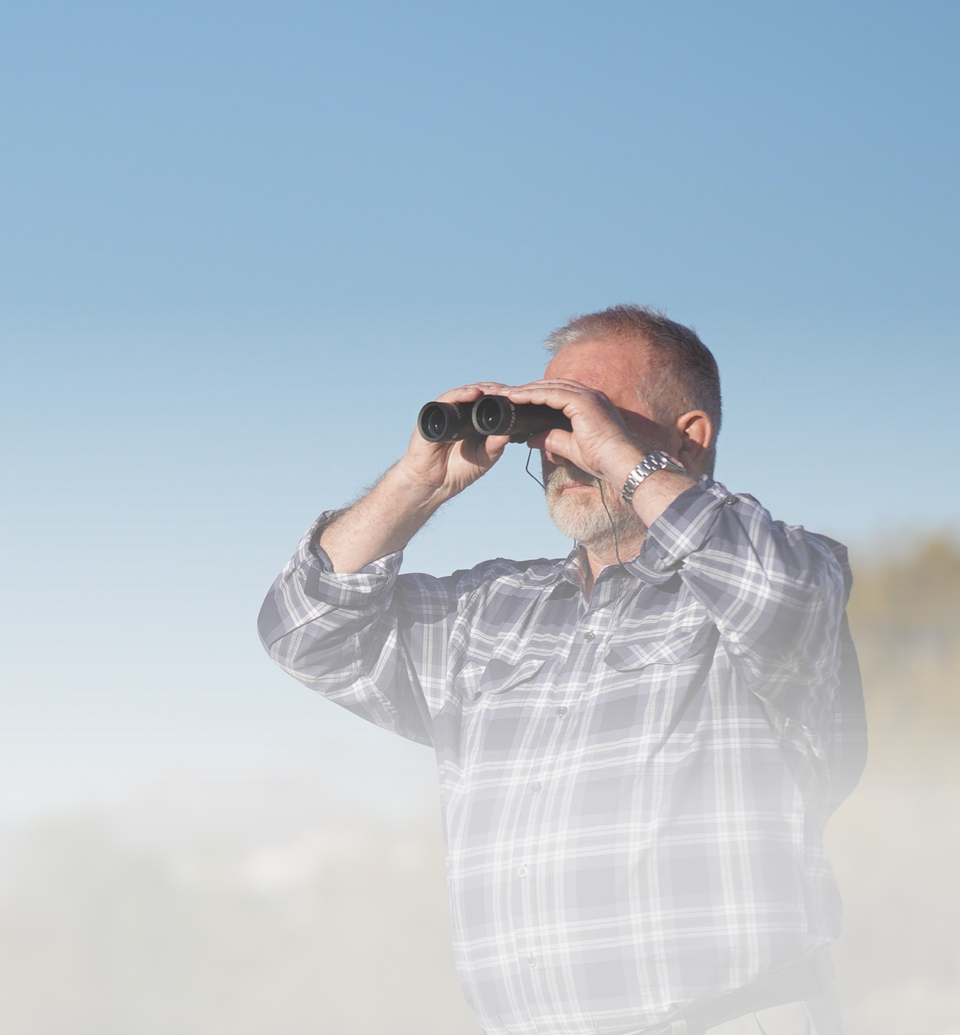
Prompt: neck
<box><xmin>580</xmin><ymin>530</ymin><xmax>646</xmax><ymax>594</ymax></box>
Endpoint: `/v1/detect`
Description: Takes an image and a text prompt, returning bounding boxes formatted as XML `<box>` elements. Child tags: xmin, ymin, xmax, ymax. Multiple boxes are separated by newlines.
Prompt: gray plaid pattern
<box><xmin>258</xmin><ymin>478</ymin><xmax>865</xmax><ymax>1035</ymax></box>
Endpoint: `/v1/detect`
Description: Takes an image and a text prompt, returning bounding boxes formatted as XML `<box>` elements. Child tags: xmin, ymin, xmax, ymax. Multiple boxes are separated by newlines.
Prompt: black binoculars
<box><xmin>418</xmin><ymin>395</ymin><xmax>572</xmax><ymax>443</ymax></box>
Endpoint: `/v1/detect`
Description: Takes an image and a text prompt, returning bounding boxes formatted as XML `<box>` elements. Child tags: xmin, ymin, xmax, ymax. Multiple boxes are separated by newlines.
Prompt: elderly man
<box><xmin>258</xmin><ymin>305</ymin><xmax>866</xmax><ymax>1035</ymax></box>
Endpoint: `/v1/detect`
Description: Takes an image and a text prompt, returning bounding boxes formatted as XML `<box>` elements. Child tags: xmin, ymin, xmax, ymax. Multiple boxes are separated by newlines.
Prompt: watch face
<box><xmin>645</xmin><ymin>453</ymin><xmax>686</xmax><ymax>477</ymax></box>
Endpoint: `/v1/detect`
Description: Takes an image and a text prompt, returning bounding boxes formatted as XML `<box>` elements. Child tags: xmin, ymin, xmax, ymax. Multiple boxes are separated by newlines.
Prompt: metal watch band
<box><xmin>621</xmin><ymin>451</ymin><xmax>687</xmax><ymax>504</ymax></box>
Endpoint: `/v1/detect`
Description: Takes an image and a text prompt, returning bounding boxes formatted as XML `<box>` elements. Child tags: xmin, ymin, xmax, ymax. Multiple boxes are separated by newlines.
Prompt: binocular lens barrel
<box><xmin>471</xmin><ymin>396</ymin><xmax>512</xmax><ymax>435</ymax></box>
<box><xmin>417</xmin><ymin>395</ymin><xmax>572</xmax><ymax>443</ymax></box>
<box><xmin>417</xmin><ymin>401</ymin><xmax>473</xmax><ymax>442</ymax></box>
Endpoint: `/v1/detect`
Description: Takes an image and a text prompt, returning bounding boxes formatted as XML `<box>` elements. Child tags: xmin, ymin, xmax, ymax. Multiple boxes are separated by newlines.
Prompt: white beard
<box><xmin>544</xmin><ymin>463</ymin><xmax>647</xmax><ymax>550</ymax></box>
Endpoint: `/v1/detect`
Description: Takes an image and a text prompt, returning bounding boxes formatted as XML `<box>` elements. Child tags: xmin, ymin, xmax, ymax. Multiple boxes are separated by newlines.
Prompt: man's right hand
<box><xmin>395</xmin><ymin>382</ymin><xmax>511</xmax><ymax>500</ymax></box>
<box><xmin>318</xmin><ymin>383</ymin><xmax>511</xmax><ymax>573</ymax></box>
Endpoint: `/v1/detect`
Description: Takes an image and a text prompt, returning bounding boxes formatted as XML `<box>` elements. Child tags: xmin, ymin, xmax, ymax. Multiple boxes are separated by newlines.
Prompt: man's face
<box><xmin>539</xmin><ymin>337</ymin><xmax>671</xmax><ymax>549</ymax></box>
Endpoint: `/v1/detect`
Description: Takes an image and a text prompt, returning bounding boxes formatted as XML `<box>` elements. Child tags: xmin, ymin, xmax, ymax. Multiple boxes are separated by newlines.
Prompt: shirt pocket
<box><xmin>453</xmin><ymin>657</ymin><xmax>546</xmax><ymax>700</ymax></box>
<box><xmin>603</xmin><ymin>621</ymin><xmax>715</xmax><ymax>671</ymax></box>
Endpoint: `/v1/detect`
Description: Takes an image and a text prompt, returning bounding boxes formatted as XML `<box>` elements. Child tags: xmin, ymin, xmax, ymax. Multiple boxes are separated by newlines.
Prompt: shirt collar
<box><xmin>559</xmin><ymin>545</ymin><xmax>591</xmax><ymax>592</ymax></box>
<box><xmin>514</xmin><ymin>546</ymin><xmax>583</xmax><ymax>589</ymax></box>
<box><xmin>520</xmin><ymin>543</ymin><xmax>643</xmax><ymax>596</ymax></box>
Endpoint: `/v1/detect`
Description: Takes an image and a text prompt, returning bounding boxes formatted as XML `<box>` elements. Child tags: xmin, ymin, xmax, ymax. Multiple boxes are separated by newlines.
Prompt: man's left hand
<box><xmin>503</xmin><ymin>378</ymin><xmax>651</xmax><ymax>490</ymax></box>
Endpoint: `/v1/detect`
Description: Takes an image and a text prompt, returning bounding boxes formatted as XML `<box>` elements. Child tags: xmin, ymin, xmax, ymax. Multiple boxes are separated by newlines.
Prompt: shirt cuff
<box><xmin>291</xmin><ymin>510</ymin><xmax>404</xmax><ymax>609</ymax></box>
<box><xmin>626</xmin><ymin>477</ymin><xmax>736</xmax><ymax>584</ymax></box>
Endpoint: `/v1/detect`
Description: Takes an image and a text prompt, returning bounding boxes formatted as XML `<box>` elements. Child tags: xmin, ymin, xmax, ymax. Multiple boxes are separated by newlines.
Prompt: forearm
<box><xmin>597</xmin><ymin>438</ymin><xmax>697</xmax><ymax>527</ymax></box>
<box><xmin>632</xmin><ymin>469</ymin><xmax>698</xmax><ymax>525</ymax></box>
<box><xmin>318</xmin><ymin>461</ymin><xmax>450</xmax><ymax>572</ymax></box>
<box><xmin>317</xmin><ymin>382</ymin><xmax>511</xmax><ymax>572</ymax></box>
<box><xmin>633</xmin><ymin>481</ymin><xmax>847</xmax><ymax>717</ymax></box>
<box><xmin>257</xmin><ymin>516</ymin><xmax>455</xmax><ymax>747</ymax></box>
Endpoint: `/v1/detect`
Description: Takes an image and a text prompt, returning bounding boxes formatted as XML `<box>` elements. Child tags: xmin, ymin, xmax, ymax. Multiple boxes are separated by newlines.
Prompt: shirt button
<box><xmin>531</xmin><ymin>782</ymin><xmax>542</xmax><ymax>793</ymax></box>
<box><xmin>526</xmin><ymin>955</ymin><xmax>537</xmax><ymax>968</ymax></box>
<box><xmin>723</xmin><ymin>494</ymin><xmax>738</xmax><ymax>505</ymax></box>
<box><xmin>556</xmin><ymin>706</ymin><xmax>568</xmax><ymax>716</ymax></box>
<box><xmin>516</xmin><ymin>865</ymin><xmax>529</xmax><ymax>878</ymax></box>
<box><xmin>583</xmin><ymin>631</ymin><xmax>595</xmax><ymax>642</ymax></box>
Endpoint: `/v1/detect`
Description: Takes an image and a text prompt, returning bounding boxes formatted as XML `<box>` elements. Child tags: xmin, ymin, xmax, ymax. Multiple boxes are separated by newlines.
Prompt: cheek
<box><xmin>620</xmin><ymin>410</ymin><xmax>667</xmax><ymax>448</ymax></box>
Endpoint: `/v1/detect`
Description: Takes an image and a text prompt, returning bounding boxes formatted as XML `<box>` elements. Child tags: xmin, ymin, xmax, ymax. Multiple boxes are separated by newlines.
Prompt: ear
<box><xmin>673</xmin><ymin>410</ymin><xmax>713</xmax><ymax>475</ymax></box>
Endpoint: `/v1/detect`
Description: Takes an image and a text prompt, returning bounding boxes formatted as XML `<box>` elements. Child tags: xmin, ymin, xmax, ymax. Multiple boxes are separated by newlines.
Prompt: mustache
<box><xmin>545</xmin><ymin>462</ymin><xmax>600</xmax><ymax>492</ymax></box>
<box><xmin>543</xmin><ymin>431</ymin><xmax>664</xmax><ymax>496</ymax></box>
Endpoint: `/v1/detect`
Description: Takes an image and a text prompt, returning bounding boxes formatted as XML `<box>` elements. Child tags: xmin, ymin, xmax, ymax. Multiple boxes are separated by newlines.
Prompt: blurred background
<box><xmin>0</xmin><ymin>0</ymin><xmax>957</xmax><ymax>1031</ymax></box>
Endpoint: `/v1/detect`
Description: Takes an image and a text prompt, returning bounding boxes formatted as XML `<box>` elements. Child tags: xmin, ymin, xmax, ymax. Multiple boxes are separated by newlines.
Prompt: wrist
<box><xmin>599</xmin><ymin>442</ymin><xmax>647</xmax><ymax>493</ymax></box>
<box><xmin>388</xmin><ymin>458</ymin><xmax>455</xmax><ymax>513</ymax></box>
<box><xmin>621</xmin><ymin>452</ymin><xmax>688</xmax><ymax>504</ymax></box>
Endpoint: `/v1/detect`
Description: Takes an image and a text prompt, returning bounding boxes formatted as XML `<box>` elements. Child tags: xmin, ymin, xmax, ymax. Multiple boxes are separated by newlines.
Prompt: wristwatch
<box><xmin>621</xmin><ymin>451</ymin><xmax>687</xmax><ymax>504</ymax></box>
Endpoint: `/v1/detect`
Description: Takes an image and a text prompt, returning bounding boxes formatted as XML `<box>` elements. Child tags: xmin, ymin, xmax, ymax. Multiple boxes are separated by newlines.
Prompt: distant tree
<box><xmin>847</xmin><ymin>533</ymin><xmax>960</xmax><ymax>772</ymax></box>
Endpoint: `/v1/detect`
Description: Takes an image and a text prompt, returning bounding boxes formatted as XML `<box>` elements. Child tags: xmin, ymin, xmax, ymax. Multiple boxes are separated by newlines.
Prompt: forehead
<box><xmin>543</xmin><ymin>336</ymin><xmax>654</xmax><ymax>407</ymax></box>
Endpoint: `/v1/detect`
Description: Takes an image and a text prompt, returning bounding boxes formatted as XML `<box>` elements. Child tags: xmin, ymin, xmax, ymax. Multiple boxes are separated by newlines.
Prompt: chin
<box><xmin>546</xmin><ymin>497</ymin><xmax>610</xmax><ymax>544</ymax></box>
<box><xmin>543</xmin><ymin>465</ymin><xmax>647</xmax><ymax>549</ymax></box>
<box><xmin>546</xmin><ymin>492</ymin><xmax>645</xmax><ymax>548</ymax></box>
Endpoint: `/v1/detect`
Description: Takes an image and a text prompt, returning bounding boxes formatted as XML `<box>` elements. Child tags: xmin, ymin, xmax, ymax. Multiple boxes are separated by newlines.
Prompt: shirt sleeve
<box><xmin>627</xmin><ymin>478</ymin><xmax>849</xmax><ymax>727</ymax></box>
<box><xmin>256</xmin><ymin>511</ymin><xmax>465</xmax><ymax>747</ymax></box>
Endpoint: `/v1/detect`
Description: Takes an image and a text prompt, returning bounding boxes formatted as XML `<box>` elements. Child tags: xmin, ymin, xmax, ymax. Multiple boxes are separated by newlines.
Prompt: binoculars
<box><xmin>418</xmin><ymin>395</ymin><xmax>573</xmax><ymax>443</ymax></box>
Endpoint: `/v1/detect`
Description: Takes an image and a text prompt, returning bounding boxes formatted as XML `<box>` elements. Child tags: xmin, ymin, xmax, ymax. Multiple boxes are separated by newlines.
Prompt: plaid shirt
<box><xmin>258</xmin><ymin>478</ymin><xmax>866</xmax><ymax>1035</ymax></box>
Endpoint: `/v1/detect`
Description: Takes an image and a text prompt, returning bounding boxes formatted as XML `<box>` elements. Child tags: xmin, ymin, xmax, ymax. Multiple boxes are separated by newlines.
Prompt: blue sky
<box><xmin>0</xmin><ymin>0</ymin><xmax>957</xmax><ymax>815</ymax></box>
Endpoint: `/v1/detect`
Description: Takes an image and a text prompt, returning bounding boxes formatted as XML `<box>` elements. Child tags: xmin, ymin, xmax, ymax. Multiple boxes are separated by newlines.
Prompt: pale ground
<box><xmin>825</xmin><ymin>770</ymin><xmax>960</xmax><ymax>1035</ymax></box>
<box><xmin>0</xmin><ymin>757</ymin><xmax>955</xmax><ymax>1034</ymax></box>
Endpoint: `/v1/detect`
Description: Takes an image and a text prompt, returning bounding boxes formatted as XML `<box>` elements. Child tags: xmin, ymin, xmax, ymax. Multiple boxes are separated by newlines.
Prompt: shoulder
<box><xmin>806</xmin><ymin>532</ymin><xmax>854</xmax><ymax>598</ymax></box>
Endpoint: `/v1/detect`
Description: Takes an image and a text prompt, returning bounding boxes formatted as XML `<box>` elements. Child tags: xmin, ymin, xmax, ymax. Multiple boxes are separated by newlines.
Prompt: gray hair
<box><xmin>544</xmin><ymin>304</ymin><xmax>722</xmax><ymax>474</ymax></box>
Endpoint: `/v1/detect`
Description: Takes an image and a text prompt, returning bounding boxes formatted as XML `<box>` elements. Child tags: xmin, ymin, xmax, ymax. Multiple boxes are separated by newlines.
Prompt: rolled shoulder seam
<box><xmin>291</xmin><ymin>510</ymin><xmax>405</xmax><ymax>609</ymax></box>
<box><xmin>628</xmin><ymin>479</ymin><xmax>731</xmax><ymax>582</ymax></box>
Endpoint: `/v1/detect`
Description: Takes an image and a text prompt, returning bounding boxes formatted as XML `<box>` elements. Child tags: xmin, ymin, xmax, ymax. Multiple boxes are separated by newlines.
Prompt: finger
<box><xmin>506</xmin><ymin>378</ymin><xmax>598</xmax><ymax>395</ymax></box>
<box><xmin>435</xmin><ymin>382</ymin><xmax>509</xmax><ymax>404</ymax></box>
<box><xmin>535</xmin><ymin>427</ymin><xmax>579</xmax><ymax>462</ymax></box>
<box><xmin>482</xmin><ymin>433</ymin><xmax>511</xmax><ymax>457</ymax></box>
<box><xmin>502</xmin><ymin>385</ymin><xmax>595</xmax><ymax>414</ymax></box>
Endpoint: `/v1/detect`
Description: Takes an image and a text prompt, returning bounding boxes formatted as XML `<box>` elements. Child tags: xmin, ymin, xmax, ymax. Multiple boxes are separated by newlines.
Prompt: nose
<box><xmin>542</xmin><ymin>448</ymin><xmax>559</xmax><ymax>466</ymax></box>
<box><xmin>537</xmin><ymin>447</ymin><xmax>558</xmax><ymax>484</ymax></box>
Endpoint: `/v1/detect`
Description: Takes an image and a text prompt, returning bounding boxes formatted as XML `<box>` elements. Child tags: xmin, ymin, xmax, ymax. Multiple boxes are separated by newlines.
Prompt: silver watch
<box><xmin>621</xmin><ymin>451</ymin><xmax>687</xmax><ymax>503</ymax></box>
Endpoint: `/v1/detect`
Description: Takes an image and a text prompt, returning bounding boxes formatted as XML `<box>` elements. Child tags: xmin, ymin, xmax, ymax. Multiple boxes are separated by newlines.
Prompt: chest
<box><xmin>437</xmin><ymin>577</ymin><xmax>725</xmax><ymax>768</ymax></box>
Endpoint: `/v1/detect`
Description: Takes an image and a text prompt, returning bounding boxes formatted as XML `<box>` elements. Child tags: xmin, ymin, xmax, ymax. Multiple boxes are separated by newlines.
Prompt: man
<box><xmin>258</xmin><ymin>305</ymin><xmax>866</xmax><ymax>1035</ymax></box>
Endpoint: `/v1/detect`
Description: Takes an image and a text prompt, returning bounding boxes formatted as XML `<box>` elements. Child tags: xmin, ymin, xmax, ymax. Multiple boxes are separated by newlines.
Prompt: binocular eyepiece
<box><xmin>418</xmin><ymin>395</ymin><xmax>572</xmax><ymax>444</ymax></box>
